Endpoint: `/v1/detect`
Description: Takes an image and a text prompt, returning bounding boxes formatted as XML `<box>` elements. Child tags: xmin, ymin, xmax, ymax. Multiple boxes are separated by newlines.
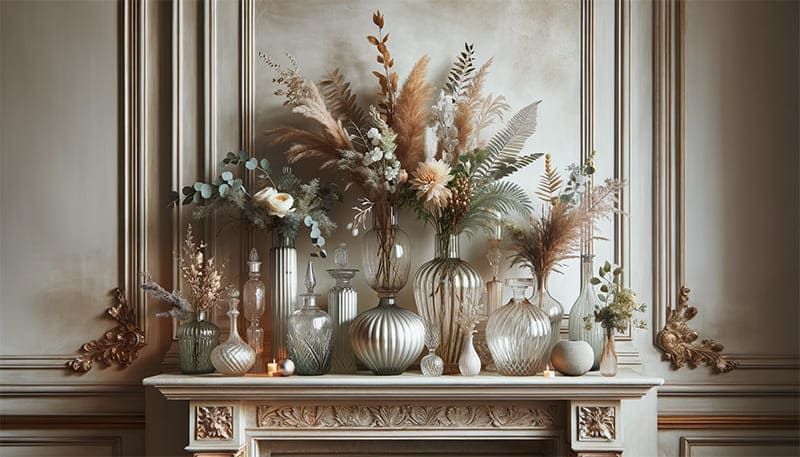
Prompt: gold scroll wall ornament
<box><xmin>655</xmin><ymin>287</ymin><xmax>738</xmax><ymax>374</ymax></box>
<box><xmin>67</xmin><ymin>288</ymin><xmax>145</xmax><ymax>373</ymax></box>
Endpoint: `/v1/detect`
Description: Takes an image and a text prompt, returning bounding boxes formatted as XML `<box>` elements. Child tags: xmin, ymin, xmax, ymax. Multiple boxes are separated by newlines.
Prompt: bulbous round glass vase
<box><xmin>414</xmin><ymin>233</ymin><xmax>483</xmax><ymax>374</ymax></box>
<box><xmin>485</xmin><ymin>278</ymin><xmax>551</xmax><ymax>376</ymax></box>
<box><xmin>350</xmin><ymin>205</ymin><xmax>425</xmax><ymax>375</ymax></box>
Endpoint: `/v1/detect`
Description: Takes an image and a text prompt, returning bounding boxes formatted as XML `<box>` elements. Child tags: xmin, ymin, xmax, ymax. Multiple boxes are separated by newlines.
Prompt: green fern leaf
<box><xmin>473</xmin><ymin>101</ymin><xmax>542</xmax><ymax>182</ymax></box>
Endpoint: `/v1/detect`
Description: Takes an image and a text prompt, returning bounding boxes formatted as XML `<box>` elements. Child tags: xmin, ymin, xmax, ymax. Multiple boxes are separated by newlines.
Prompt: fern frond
<box><xmin>488</xmin><ymin>153</ymin><xmax>544</xmax><ymax>182</ymax></box>
<box><xmin>320</xmin><ymin>68</ymin><xmax>368</xmax><ymax>126</ymax></box>
<box><xmin>444</xmin><ymin>42</ymin><xmax>475</xmax><ymax>100</ymax></box>
<box><xmin>472</xmin><ymin>101</ymin><xmax>541</xmax><ymax>182</ymax></box>
<box><xmin>536</xmin><ymin>153</ymin><xmax>563</xmax><ymax>205</ymax></box>
<box><xmin>459</xmin><ymin>180</ymin><xmax>532</xmax><ymax>236</ymax></box>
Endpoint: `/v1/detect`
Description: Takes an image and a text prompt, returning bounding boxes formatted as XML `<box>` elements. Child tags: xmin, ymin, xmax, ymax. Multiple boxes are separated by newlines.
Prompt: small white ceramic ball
<box><xmin>550</xmin><ymin>340</ymin><xmax>594</xmax><ymax>376</ymax></box>
<box><xmin>278</xmin><ymin>358</ymin><xmax>295</xmax><ymax>376</ymax></box>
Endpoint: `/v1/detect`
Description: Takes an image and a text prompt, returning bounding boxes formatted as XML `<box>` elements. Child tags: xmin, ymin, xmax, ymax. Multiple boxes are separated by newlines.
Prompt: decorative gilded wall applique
<box><xmin>257</xmin><ymin>404</ymin><xmax>558</xmax><ymax>429</ymax></box>
<box><xmin>67</xmin><ymin>288</ymin><xmax>145</xmax><ymax>373</ymax></box>
<box><xmin>196</xmin><ymin>406</ymin><xmax>234</xmax><ymax>440</ymax></box>
<box><xmin>577</xmin><ymin>406</ymin><xmax>616</xmax><ymax>441</ymax></box>
<box><xmin>655</xmin><ymin>287</ymin><xmax>738</xmax><ymax>374</ymax></box>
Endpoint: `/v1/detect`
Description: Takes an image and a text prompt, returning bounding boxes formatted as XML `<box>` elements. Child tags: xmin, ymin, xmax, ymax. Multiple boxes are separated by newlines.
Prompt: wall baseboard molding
<box><xmin>0</xmin><ymin>414</ymin><xmax>145</xmax><ymax>430</ymax></box>
<box><xmin>659</xmin><ymin>414</ymin><xmax>800</xmax><ymax>430</ymax></box>
<box><xmin>0</xmin><ymin>383</ymin><xmax>144</xmax><ymax>397</ymax></box>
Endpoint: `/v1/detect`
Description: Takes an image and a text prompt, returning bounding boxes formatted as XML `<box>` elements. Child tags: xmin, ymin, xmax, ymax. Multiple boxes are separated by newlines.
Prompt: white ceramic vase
<box><xmin>458</xmin><ymin>332</ymin><xmax>481</xmax><ymax>377</ymax></box>
<box><xmin>550</xmin><ymin>340</ymin><xmax>594</xmax><ymax>376</ymax></box>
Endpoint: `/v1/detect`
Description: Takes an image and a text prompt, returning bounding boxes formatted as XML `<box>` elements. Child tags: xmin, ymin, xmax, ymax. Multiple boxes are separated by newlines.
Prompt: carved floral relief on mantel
<box><xmin>577</xmin><ymin>406</ymin><xmax>616</xmax><ymax>441</ymax></box>
<box><xmin>196</xmin><ymin>406</ymin><xmax>234</xmax><ymax>440</ymax></box>
<box><xmin>257</xmin><ymin>404</ymin><xmax>559</xmax><ymax>429</ymax></box>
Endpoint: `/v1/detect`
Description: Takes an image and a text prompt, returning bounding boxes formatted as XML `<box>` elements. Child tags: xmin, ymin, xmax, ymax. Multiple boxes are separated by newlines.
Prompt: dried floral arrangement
<box><xmin>172</xmin><ymin>151</ymin><xmax>341</xmax><ymax>255</ymax></box>
<box><xmin>141</xmin><ymin>225</ymin><xmax>225</xmax><ymax>320</ymax></box>
<box><xmin>263</xmin><ymin>10</ymin><xmax>540</xmax><ymax>242</ymax></box>
<box><xmin>584</xmin><ymin>262</ymin><xmax>647</xmax><ymax>335</ymax></box>
<box><xmin>507</xmin><ymin>152</ymin><xmax>625</xmax><ymax>302</ymax></box>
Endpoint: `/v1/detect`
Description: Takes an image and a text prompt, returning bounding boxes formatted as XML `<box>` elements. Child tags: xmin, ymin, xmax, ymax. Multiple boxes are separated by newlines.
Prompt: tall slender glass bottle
<box><xmin>568</xmin><ymin>255</ymin><xmax>606</xmax><ymax>370</ymax></box>
<box><xmin>243</xmin><ymin>248</ymin><xmax>266</xmax><ymax>372</ymax></box>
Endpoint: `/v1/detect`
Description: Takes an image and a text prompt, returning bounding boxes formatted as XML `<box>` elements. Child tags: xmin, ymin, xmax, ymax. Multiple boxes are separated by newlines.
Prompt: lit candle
<box><xmin>267</xmin><ymin>359</ymin><xmax>279</xmax><ymax>376</ymax></box>
<box><xmin>542</xmin><ymin>364</ymin><xmax>556</xmax><ymax>378</ymax></box>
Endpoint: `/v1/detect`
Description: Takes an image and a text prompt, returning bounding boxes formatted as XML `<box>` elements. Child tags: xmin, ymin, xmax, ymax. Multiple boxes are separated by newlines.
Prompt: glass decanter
<box><xmin>243</xmin><ymin>248</ymin><xmax>266</xmax><ymax>372</ymax></box>
<box><xmin>420</xmin><ymin>324</ymin><xmax>444</xmax><ymax>376</ymax></box>
<box><xmin>287</xmin><ymin>259</ymin><xmax>333</xmax><ymax>375</ymax></box>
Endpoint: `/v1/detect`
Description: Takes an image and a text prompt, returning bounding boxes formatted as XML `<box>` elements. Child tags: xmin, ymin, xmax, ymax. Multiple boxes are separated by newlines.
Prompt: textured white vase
<box><xmin>458</xmin><ymin>333</ymin><xmax>481</xmax><ymax>377</ymax></box>
<box><xmin>550</xmin><ymin>340</ymin><xmax>594</xmax><ymax>376</ymax></box>
<box><xmin>211</xmin><ymin>306</ymin><xmax>256</xmax><ymax>376</ymax></box>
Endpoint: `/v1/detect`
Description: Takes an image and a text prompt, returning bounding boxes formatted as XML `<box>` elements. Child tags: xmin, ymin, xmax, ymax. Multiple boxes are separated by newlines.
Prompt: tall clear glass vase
<box><xmin>269</xmin><ymin>234</ymin><xmax>297</xmax><ymax>362</ymax></box>
<box><xmin>414</xmin><ymin>233</ymin><xmax>483</xmax><ymax>374</ymax></box>
<box><xmin>350</xmin><ymin>204</ymin><xmax>425</xmax><ymax>375</ymax></box>
<box><xmin>568</xmin><ymin>255</ymin><xmax>606</xmax><ymax>370</ymax></box>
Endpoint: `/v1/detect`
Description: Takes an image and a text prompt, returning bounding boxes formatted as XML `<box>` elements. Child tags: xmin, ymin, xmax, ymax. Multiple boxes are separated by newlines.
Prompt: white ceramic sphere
<box><xmin>550</xmin><ymin>340</ymin><xmax>594</xmax><ymax>376</ymax></box>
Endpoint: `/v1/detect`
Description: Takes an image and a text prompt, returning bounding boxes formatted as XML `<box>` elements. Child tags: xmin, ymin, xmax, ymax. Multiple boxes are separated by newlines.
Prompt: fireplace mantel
<box><xmin>144</xmin><ymin>370</ymin><xmax>663</xmax><ymax>457</ymax></box>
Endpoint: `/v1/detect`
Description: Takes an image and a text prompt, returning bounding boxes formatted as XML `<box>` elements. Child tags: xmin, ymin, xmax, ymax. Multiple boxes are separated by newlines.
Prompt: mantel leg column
<box><xmin>569</xmin><ymin>400</ymin><xmax>623</xmax><ymax>456</ymax></box>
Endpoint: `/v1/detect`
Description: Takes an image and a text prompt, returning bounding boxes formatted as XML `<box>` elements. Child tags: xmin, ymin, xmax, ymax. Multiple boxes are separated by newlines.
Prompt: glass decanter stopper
<box><xmin>287</xmin><ymin>259</ymin><xmax>333</xmax><ymax>375</ymax></box>
<box><xmin>243</xmin><ymin>248</ymin><xmax>266</xmax><ymax>372</ymax></box>
<box><xmin>334</xmin><ymin>243</ymin><xmax>349</xmax><ymax>268</ymax></box>
<box><xmin>420</xmin><ymin>324</ymin><xmax>444</xmax><ymax>376</ymax></box>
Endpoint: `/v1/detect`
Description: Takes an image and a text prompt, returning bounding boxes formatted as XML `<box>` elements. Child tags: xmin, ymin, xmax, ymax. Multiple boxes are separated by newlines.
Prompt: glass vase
<box><xmin>270</xmin><ymin>234</ymin><xmax>297</xmax><ymax>362</ymax></box>
<box><xmin>485</xmin><ymin>278</ymin><xmax>551</xmax><ymax>376</ymax></box>
<box><xmin>177</xmin><ymin>311</ymin><xmax>219</xmax><ymax>374</ymax></box>
<box><xmin>533</xmin><ymin>276</ymin><xmax>564</xmax><ymax>372</ymax></box>
<box><xmin>210</xmin><ymin>290</ymin><xmax>255</xmax><ymax>376</ymax></box>
<box><xmin>351</xmin><ymin>204</ymin><xmax>425</xmax><ymax>375</ymax></box>
<box><xmin>568</xmin><ymin>255</ymin><xmax>606</xmax><ymax>370</ymax></box>
<box><xmin>287</xmin><ymin>292</ymin><xmax>333</xmax><ymax>376</ymax></box>
<box><xmin>327</xmin><ymin>267</ymin><xmax>358</xmax><ymax>374</ymax></box>
<box><xmin>600</xmin><ymin>329</ymin><xmax>617</xmax><ymax>376</ymax></box>
<box><xmin>414</xmin><ymin>233</ymin><xmax>483</xmax><ymax>374</ymax></box>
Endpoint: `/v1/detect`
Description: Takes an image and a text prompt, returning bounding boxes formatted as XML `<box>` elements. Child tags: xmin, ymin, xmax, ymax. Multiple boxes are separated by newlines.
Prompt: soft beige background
<box><xmin>0</xmin><ymin>0</ymin><xmax>797</xmax><ymax>456</ymax></box>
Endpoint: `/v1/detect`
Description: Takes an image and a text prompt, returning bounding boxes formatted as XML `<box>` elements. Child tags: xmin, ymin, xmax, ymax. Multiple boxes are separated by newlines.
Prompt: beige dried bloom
<box><xmin>410</xmin><ymin>159</ymin><xmax>453</xmax><ymax>213</ymax></box>
<box><xmin>178</xmin><ymin>225</ymin><xmax>225</xmax><ymax>313</ymax></box>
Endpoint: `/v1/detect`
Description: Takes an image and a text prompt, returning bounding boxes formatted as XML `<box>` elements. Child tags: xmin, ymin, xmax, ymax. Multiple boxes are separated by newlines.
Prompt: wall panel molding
<box><xmin>0</xmin><ymin>436</ymin><xmax>122</xmax><ymax>457</ymax></box>
<box><xmin>659</xmin><ymin>414</ymin><xmax>800</xmax><ymax>430</ymax></box>
<box><xmin>1</xmin><ymin>415</ymin><xmax>145</xmax><ymax>430</ymax></box>
<box><xmin>679</xmin><ymin>436</ymin><xmax>800</xmax><ymax>457</ymax></box>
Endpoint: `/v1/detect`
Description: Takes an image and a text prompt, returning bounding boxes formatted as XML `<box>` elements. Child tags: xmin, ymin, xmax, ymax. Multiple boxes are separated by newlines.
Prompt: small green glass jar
<box><xmin>177</xmin><ymin>311</ymin><xmax>219</xmax><ymax>374</ymax></box>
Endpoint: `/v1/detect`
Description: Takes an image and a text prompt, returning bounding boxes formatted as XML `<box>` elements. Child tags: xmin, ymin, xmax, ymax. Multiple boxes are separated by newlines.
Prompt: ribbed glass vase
<box><xmin>351</xmin><ymin>204</ymin><xmax>425</xmax><ymax>375</ymax></box>
<box><xmin>485</xmin><ymin>278</ymin><xmax>551</xmax><ymax>376</ymax></box>
<box><xmin>414</xmin><ymin>233</ymin><xmax>483</xmax><ymax>374</ymax></box>
<box><xmin>568</xmin><ymin>255</ymin><xmax>606</xmax><ymax>370</ymax></box>
<box><xmin>177</xmin><ymin>311</ymin><xmax>219</xmax><ymax>374</ymax></box>
<box><xmin>327</xmin><ymin>268</ymin><xmax>358</xmax><ymax>374</ymax></box>
<box><xmin>269</xmin><ymin>235</ymin><xmax>297</xmax><ymax>362</ymax></box>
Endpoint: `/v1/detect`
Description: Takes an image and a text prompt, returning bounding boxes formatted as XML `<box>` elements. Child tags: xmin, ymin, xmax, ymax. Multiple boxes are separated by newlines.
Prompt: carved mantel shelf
<box><xmin>144</xmin><ymin>371</ymin><xmax>663</xmax><ymax>457</ymax></box>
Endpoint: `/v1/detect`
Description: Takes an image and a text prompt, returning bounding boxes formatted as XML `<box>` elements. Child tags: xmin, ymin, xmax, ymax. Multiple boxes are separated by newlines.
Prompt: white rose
<box><xmin>253</xmin><ymin>187</ymin><xmax>295</xmax><ymax>218</ymax></box>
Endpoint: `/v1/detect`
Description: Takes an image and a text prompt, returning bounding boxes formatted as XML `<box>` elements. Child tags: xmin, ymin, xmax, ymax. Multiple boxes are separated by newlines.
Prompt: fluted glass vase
<box><xmin>568</xmin><ymin>255</ymin><xmax>606</xmax><ymax>370</ymax></box>
<box><xmin>350</xmin><ymin>204</ymin><xmax>425</xmax><ymax>375</ymax></box>
<box><xmin>414</xmin><ymin>233</ymin><xmax>483</xmax><ymax>374</ymax></box>
<box><xmin>485</xmin><ymin>278</ymin><xmax>551</xmax><ymax>376</ymax></box>
<box><xmin>177</xmin><ymin>311</ymin><xmax>219</xmax><ymax>374</ymax></box>
<box><xmin>270</xmin><ymin>235</ymin><xmax>297</xmax><ymax>362</ymax></box>
<box><xmin>327</xmin><ymin>268</ymin><xmax>358</xmax><ymax>374</ymax></box>
<box><xmin>533</xmin><ymin>276</ymin><xmax>564</xmax><ymax>371</ymax></box>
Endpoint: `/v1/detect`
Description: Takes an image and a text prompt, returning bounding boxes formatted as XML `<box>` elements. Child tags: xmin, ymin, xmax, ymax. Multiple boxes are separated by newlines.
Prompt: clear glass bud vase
<box><xmin>414</xmin><ymin>233</ymin><xmax>483</xmax><ymax>374</ymax></box>
<box><xmin>533</xmin><ymin>276</ymin><xmax>564</xmax><ymax>372</ymax></box>
<box><xmin>568</xmin><ymin>255</ymin><xmax>606</xmax><ymax>369</ymax></box>
<box><xmin>600</xmin><ymin>329</ymin><xmax>617</xmax><ymax>376</ymax></box>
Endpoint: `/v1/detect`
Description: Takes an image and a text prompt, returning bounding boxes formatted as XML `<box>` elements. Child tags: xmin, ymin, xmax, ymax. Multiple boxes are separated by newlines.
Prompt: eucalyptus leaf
<box><xmin>219</xmin><ymin>183</ymin><xmax>230</xmax><ymax>197</ymax></box>
<box><xmin>245</xmin><ymin>157</ymin><xmax>258</xmax><ymax>170</ymax></box>
<box><xmin>598</xmin><ymin>294</ymin><xmax>607</xmax><ymax>302</ymax></box>
<box><xmin>194</xmin><ymin>182</ymin><xmax>203</xmax><ymax>191</ymax></box>
<box><xmin>182</xmin><ymin>186</ymin><xmax>193</xmax><ymax>196</ymax></box>
<box><xmin>604</xmin><ymin>261</ymin><xmax>612</xmax><ymax>272</ymax></box>
<box><xmin>303</xmin><ymin>215</ymin><xmax>314</xmax><ymax>227</ymax></box>
<box><xmin>221</xmin><ymin>171</ymin><xmax>234</xmax><ymax>182</ymax></box>
<box><xmin>260</xmin><ymin>159</ymin><xmax>270</xmax><ymax>170</ymax></box>
<box><xmin>600</xmin><ymin>285</ymin><xmax>609</xmax><ymax>293</ymax></box>
<box><xmin>192</xmin><ymin>192</ymin><xmax>201</xmax><ymax>204</ymax></box>
<box><xmin>316</xmin><ymin>236</ymin><xmax>326</xmax><ymax>247</ymax></box>
<box><xmin>590</xmin><ymin>277</ymin><xmax>601</xmax><ymax>285</ymax></box>
<box><xmin>200</xmin><ymin>183</ymin><xmax>213</xmax><ymax>199</ymax></box>
<box><xmin>238</xmin><ymin>150</ymin><xmax>248</xmax><ymax>160</ymax></box>
<box><xmin>182</xmin><ymin>195</ymin><xmax>194</xmax><ymax>205</ymax></box>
